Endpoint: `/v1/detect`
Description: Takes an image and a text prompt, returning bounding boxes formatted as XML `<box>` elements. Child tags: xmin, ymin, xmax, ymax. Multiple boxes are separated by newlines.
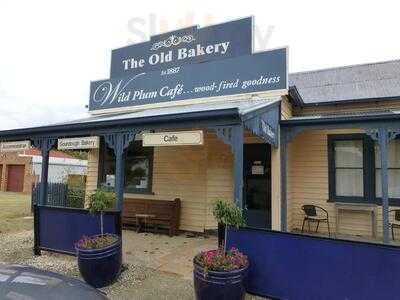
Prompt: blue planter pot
<box><xmin>193</xmin><ymin>259</ymin><xmax>249</xmax><ymax>300</ymax></box>
<box><xmin>76</xmin><ymin>234</ymin><xmax>122</xmax><ymax>288</ymax></box>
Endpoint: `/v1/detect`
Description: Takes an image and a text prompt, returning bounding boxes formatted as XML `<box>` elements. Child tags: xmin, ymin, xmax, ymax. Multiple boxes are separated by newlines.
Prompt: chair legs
<box><xmin>301</xmin><ymin>218</ymin><xmax>306</xmax><ymax>233</ymax></box>
<box><xmin>301</xmin><ymin>218</ymin><xmax>331</xmax><ymax>237</ymax></box>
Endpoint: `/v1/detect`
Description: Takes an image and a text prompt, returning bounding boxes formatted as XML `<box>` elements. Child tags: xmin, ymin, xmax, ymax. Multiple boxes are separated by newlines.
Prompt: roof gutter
<box><xmin>301</xmin><ymin>95</ymin><xmax>400</xmax><ymax>107</ymax></box>
<box><xmin>280</xmin><ymin>113</ymin><xmax>400</xmax><ymax>127</ymax></box>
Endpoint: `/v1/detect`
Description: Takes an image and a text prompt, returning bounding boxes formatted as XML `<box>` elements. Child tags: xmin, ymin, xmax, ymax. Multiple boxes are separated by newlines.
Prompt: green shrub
<box><xmin>68</xmin><ymin>188</ymin><xmax>85</xmax><ymax>208</ymax></box>
<box><xmin>86</xmin><ymin>189</ymin><xmax>116</xmax><ymax>214</ymax></box>
<box><xmin>212</xmin><ymin>199</ymin><xmax>246</xmax><ymax>228</ymax></box>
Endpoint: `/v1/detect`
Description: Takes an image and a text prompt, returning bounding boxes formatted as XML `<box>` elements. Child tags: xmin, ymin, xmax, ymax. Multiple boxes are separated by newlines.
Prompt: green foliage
<box><xmin>87</xmin><ymin>189</ymin><xmax>116</xmax><ymax>214</ymax></box>
<box><xmin>212</xmin><ymin>199</ymin><xmax>246</xmax><ymax>228</ymax></box>
<box><xmin>68</xmin><ymin>188</ymin><xmax>85</xmax><ymax>208</ymax></box>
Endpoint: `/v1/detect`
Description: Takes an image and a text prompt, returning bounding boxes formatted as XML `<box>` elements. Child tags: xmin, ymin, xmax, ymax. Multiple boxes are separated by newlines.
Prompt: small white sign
<box><xmin>252</xmin><ymin>165</ymin><xmax>264</xmax><ymax>175</ymax></box>
<box><xmin>0</xmin><ymin>140</ymin><xmax>31</xmax><ymax>152</ymax></box>
<box><xmin>143</xmin><ymin>130</ymin><xmax>204</xmax><ymax>147</ymax></box>
<box><xmin>58</xmin><ymin>136</ymin><xmax>99</xmax><ymax>150</ymax></box>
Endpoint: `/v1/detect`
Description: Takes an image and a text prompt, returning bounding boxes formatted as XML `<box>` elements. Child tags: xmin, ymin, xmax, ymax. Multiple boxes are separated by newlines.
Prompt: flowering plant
<box><xmin>75</xmin><ymin>234</ymin><xmax>118</xmax><ymax>250</ymax></box>
<box><xmin>194</xmin><ymin>247</ymin><xmax>248</xmax><ymax>273</ymax></box>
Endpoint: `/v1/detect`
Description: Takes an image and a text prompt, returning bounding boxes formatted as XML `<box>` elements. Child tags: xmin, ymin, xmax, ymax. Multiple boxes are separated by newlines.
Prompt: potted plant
<box><xmin>193</xmin><ymin>199</ymin><xmax>248</xmax><ymax>300</ymax></box>
<box><xmin>75</xmin><ymin>189</ymin><xmax>121</xmax><ymax>288</ymax></box>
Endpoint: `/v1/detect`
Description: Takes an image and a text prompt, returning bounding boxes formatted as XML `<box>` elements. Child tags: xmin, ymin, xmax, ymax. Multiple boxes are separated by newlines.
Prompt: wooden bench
<box><xmin>122</xmin><ymin>198</ymin><xmax>181</xmax><ymax>236</ymax></box>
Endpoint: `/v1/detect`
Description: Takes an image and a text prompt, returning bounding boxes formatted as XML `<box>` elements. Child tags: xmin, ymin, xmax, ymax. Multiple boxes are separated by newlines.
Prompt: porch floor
<box><xmin>122</xmin><ymin>229</ymin><xmax>217</xmax><ymax>280</ymax></box>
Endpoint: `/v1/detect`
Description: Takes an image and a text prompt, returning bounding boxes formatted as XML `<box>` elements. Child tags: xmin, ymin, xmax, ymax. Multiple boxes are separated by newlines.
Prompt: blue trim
<box><xmin>104</xmin><ymin>132</ymin><xmax>138</xmax><ymax>212</ymax></box>
<box><xmin>0</xmin><ymin>108</ymin><xmax>241</xmax><ymax>141</ymax></box>
<box><xmin>242</xmin><ymin>102</ymin><xmax>279</xmax><ymax>147</ymax></box>
<box><xmin>301</xmin><ymin>95</ymin><xmax>400</xmax><ymax>108</ymax></box>
<box><xmin>281</xmin><ymin>113</ymin><xmax>400</xmax><ymax>127</ymax></box>
<box><xmin>233</xmin><ymin>125</ymin><xmax>244</xmax><ymax>209</ymax></box>
<box><xmin>227</xmin><ymin>227</ymin><xmax>400</xmax><ymax>299</ymax></box>
<box><xmin>377</xmin><ymin>128</ymin><xmax>390</xmax><ymax>243</ymax></box>
<box><xmin>327</xmin><ymin>134</ymin><xmax>370</xmax><ymax>203</ymax></box>
<box><xmin>280</xmin><ymin>128</ymin><xmax>288</xmax><ymax>231</ymax></box>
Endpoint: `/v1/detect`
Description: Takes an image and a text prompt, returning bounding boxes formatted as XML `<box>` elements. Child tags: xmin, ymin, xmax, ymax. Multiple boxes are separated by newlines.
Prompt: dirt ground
<box><xmin>0</xmin><ymin>192</ymin><xmax>265</xmax><ymax>299</ymax></box>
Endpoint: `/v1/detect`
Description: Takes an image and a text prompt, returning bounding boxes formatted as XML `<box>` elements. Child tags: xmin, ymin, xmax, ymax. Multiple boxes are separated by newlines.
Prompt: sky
<box><xmin>0</xmin><ymin>0</ymin><xmax>399</xmax><ymax>130</ymax></box>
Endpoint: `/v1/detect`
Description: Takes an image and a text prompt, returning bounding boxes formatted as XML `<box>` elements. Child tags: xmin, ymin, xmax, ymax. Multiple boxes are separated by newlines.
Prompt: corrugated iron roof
<box><xmin>289</xmin><ymin>60</ymin><xmax>400</xmax><ymax>105</ymax></box>
<box><xmin>52</xmin><ymin>98</ymin><xmax>281</xmax><ymax>126</ymax></box>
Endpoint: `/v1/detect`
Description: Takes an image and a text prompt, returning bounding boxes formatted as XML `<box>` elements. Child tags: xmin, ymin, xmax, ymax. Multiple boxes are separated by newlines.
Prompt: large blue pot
<box><xmin>76</xmin><ymin>234</ymin><xmax>122</xmax><ymax>288</ymax></box>
<box><xmin>193</xmin><ymin>259</ymin><xmax>249</xmax><ymax>300</ymax></box>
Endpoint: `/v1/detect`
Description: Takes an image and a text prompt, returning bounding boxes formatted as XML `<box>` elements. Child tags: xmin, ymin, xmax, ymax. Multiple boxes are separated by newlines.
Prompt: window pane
<box><xmin>376</xmin><ymin>169</ymin><xmax>400</xmax><ymax>198</ymax></box>
<box><xmin>125</xmin><ymin>157</ymin><xmax>150</xmax><ymax>191</ymax></box>
<box><xmin>335</xmin><ymin>140</ymin><xmax>363</xmax><ymax>168</ymax></box>
<box><xmin>375</xmin><ymin>140</ymin><xmax>400</xmax><ymax>168</ymax></box>
<box><xmin>335</xmin><ymin>169</ymin><xmax>363</xmax><ymax>196</ymax></box>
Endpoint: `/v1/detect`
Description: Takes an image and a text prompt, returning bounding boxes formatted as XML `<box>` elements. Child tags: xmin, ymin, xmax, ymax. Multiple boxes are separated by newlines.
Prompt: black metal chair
<box><xmin>301</xmin><ymin>205</ymin><xmax>331</xmax><ymax>237</ymax></box>
<box><xmin>389</xmin><ymin>209</ymin><xmax>400</xmax><ymax>241</ymax></box>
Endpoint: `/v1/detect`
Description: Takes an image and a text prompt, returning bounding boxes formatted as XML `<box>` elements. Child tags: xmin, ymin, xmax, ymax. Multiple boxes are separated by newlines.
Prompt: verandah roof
<box><xmin>0</xmin><ymin>97</ymin><xmax>281</xmax><ymax>142</ymax></box>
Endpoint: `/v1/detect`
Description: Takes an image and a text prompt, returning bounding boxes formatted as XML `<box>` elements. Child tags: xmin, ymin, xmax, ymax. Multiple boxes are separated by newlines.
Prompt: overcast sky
<box><xmin>0</xmin><ymin>0</ymin><xmax>399</xmax><ymax>130</ymax></box>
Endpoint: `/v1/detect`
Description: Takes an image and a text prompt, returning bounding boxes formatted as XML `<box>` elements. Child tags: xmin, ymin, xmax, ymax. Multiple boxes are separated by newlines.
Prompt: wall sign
<box><xmin>110</xmin><ymin>17</ymin><xmax>252</xmax><ymax>78</ymax></box>
<box><xmin>89</xmin><ymin>48</ymin><xmax>287</xmax><ymax>112</ymax></box>
<box><xmin>142</xmin><ymin>131</ymin><xmax>204</xmax><ymax>147</ymax></box>
<box><xmin>58</xmin><ymin>136</ymin><xmax>99</xmax><ymax>150</ymax></box>
<box><xmin>0</xmin><ymin>140</ymin><xmax>31</xmax><ymax>152</ymax></box>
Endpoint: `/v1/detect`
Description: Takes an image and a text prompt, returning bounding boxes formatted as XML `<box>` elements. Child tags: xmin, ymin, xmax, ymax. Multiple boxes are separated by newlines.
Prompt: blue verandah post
<box><xmin>378</xmin><ymin>128</ymin><xmax>390</xmax><ymax>244</ymax></box>
<box><xmin>280</xmin><ymin>128</ymin><xmax>288</xmax><ymax>232</ymax></box>
<box><xmin>233</xmin><ymin>125</ymin><xmax>244</xmax><ymax>209</ymax></box>
<box><xmin>104</xmin><ymin>132</ymin><xmax>137</xmax><ymax>235</ymax></box>
<box><xmin>32</xmin><ymin>137</ymin><xmax>56</xmax><ymax>255</ymax></box>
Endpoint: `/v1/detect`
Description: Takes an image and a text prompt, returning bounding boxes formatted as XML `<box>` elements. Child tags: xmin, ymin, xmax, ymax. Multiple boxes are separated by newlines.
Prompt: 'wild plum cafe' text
<box><xmin>90</xmin><ymin>49</ymin><xmax>287</xmax><ymax>111</ymax></box>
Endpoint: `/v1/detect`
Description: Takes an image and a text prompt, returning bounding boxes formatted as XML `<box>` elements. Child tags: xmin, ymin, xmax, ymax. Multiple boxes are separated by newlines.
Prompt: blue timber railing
<box><xmin>35</xmin><ymin>206</ymin><xmax>120</xmax><ymax>255</ymax></box>
<box><xmin>227</xmin><ymin>227</ymin><xmax>400</xmax><ymax>300</ymax></box>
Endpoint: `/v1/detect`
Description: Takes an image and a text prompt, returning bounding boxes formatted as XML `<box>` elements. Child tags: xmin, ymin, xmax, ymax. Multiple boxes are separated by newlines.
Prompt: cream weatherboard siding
<box><xmin>286</xmin><ymin>128</ymin><xmax>396</xmax><ymax>238</ymax></box>
<box><xmin>85</xmin><ymin>148</ymin><xmax>100</xmax><ymax>194</ymax></box>
<box><xmin>84</xmin><ymin>128</ymin><xmax>279</xmax><ymax>232</ymax></box>
<box><xmin>204</xmin><ymin>131</ymin><xmax>234</xmax><ymax>230</ymax></box>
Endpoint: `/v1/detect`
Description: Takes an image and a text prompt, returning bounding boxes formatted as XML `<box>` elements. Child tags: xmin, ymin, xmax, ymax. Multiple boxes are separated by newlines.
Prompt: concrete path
<box><xmin>122</xmin><ymin>230</ymin><xmax>217</xmax><ymax>280</ymax></box>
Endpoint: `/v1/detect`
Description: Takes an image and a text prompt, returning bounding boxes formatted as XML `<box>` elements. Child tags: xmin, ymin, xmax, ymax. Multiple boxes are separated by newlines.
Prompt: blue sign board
<box><xmin>89</xmin><ymin>48</ymin><xmax>287</xmax><ymax>112</ymax></box>
<box><xmin>110</xmin><ymin>17</ymin><xmax>253</xmax><ymax>78</ymax></box>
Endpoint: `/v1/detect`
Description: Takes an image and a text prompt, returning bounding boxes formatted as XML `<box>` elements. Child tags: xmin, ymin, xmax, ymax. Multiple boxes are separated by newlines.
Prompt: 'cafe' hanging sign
<box><xmin>89</xmin><ymin>17</ymin><xmax>288</xmax><ymax>113</ymax></box>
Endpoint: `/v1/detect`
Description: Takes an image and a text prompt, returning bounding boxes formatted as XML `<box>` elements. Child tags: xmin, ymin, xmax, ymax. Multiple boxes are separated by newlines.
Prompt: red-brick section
<box><xmin>0</xmin><ymin>152</ymin><xmax>35</xmax><ymax>194</ymax></box>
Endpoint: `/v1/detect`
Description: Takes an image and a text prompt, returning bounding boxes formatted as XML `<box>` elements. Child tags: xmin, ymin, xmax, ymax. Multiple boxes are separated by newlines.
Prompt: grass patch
<box><xmin>0</xmin><ymin>191</ymin><xmax>32</xmax><ymax>234</ymax></box>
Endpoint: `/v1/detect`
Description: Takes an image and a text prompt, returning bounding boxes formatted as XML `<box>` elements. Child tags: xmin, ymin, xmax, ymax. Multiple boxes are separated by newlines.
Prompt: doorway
<box><xmin>243</xmin><ymin>143</ymin><xmax>271</xmax><ymax>229</ymax></box>
<box><xmin>7</xmin><ymin>165</ymin><xmax>25</xmax><ymax>192</ymax></box>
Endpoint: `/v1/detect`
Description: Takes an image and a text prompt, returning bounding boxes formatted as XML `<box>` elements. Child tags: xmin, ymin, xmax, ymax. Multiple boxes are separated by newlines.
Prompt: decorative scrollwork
<box><xmin>150</xmin><ymin>34</ymin><xmax>195</xmax><ymax>51</ymax></box>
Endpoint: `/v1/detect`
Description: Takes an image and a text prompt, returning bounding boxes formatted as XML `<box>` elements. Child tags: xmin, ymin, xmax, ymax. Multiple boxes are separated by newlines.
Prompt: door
<box><xmin>7</xmin><ymin>165</ymin><xmax>25</xmax><ymax>192</ymax></box>
<box><xmin>243</xmin><ymin>144</ymin><xmax>271</xmax><ymax>229</ymax></box>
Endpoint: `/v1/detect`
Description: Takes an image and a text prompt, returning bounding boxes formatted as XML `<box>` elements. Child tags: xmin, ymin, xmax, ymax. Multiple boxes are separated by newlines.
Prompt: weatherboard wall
<box><xmin>84</xmin><ymin>127</ymin><xmax>280</xmax><ymax>232</ymax></box>
<box><xmin>287</xmin><ymin>128</ymin><xmax>398</xmax><ymax>238</ymax></box>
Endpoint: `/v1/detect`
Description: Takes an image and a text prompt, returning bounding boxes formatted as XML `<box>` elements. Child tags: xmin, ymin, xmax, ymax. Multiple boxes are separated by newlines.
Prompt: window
<box><xmin>375</xmin><ymin>140</ymin><xmax>400</xmax><ymax>199</ymax></box>
<box><xmin>334</xmin><ymin>140</ymin><xmax>364</xmax><ymax>197</ymax></box>
<box><xmin>328</xmin><ymin>135</ymin><xmax>367</xmax><ymax>202</ymax></box>
<box><xmin>100</xmin><ymin>140</ymin><xmax>154</xmax><ymax>194</ymax></box>
<box><xmin>328</xmin><ymin>134</ymin><xmax>400</xmax><ymax>206</ymax></box>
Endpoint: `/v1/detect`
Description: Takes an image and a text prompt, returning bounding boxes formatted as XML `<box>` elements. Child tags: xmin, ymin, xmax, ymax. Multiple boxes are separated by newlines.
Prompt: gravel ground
<box><xmin>0</xmin><ymin>230</ymin><xmax>153</xmax><ymax>298</ymax></box>
<box><xmin>0</xmin><ymin>230</ymin><xmax>266</xmax><ymax>299</ymax></box>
